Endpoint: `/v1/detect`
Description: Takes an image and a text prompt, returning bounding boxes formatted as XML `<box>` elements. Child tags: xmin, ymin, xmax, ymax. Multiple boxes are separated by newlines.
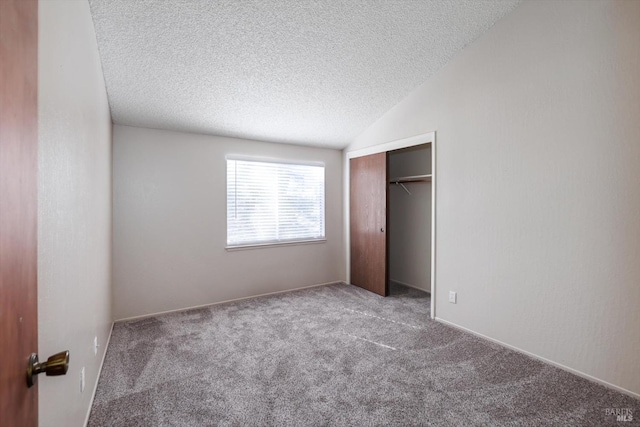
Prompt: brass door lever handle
<box><xmin>26</xmin><ymin>350</ymin><xmax>69</xmax><ymax>387</ymax></box>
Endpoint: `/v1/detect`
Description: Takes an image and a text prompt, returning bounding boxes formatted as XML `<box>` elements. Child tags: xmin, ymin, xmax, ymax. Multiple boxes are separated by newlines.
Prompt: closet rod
<box><xmin>388</xmin><ymin>174</ymin><xmax>432</xmax><ymax>184</ymax></box>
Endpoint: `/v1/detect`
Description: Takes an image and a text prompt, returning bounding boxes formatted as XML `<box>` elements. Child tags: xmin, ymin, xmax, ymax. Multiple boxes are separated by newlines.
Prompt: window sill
<box><xmin>225</xmin><ymin>239</ymin><xmax>327</xmax><ymax>252</ymax></box>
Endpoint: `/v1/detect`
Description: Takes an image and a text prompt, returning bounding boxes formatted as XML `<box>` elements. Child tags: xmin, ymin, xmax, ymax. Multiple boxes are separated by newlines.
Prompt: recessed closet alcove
<box><xmin>388</xmin><ymin>144</ymin><xmax>432</xmax><ymax>294</ymax></box>
<box><xmin>349</xmin><ymin>136</ymin><xmax>435</xmax><ymax>316</ymax></box>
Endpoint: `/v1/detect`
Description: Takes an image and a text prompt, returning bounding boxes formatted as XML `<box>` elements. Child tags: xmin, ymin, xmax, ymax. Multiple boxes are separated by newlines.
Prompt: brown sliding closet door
<box><xmin>350</xmin><ymin>152</ymin><xmax>389</xmax><ymax>296</ymax></box>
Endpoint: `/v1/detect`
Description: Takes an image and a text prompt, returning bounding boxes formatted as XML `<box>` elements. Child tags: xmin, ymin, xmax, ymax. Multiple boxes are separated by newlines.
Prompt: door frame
<box><xmin>345</xmin><ymin>131</ymin><xmax>437</xmax><ymax>319</ymax></box>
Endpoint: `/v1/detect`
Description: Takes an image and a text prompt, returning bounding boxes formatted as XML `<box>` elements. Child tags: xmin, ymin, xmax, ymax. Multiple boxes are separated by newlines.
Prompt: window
<box><xmin>226</xmin><ymin>157</ymin><xmax>325</xmax><ymax>248</ymax></box>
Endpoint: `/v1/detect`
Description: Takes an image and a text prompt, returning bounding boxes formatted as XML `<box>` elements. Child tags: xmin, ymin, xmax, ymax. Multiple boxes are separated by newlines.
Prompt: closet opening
<box><xmin>387</xmin><ymin>144</ymin><xmax>432</xmax><ymax>299</ymax></box>
<box><xmin>347</xmin><ymin>132</ymin><xmax>436</xmax><ymax>318</ymax></box>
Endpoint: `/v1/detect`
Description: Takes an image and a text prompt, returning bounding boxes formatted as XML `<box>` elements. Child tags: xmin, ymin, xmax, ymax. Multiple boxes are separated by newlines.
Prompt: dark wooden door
<box><xmin>350</xmin><ymin>152</ymin><xmax>389</xmax><ymax>296</ymax></box>
<box><xmin>0</xmin><ymin>0</ymin><xmax>39</xmax><ymax>426</ymax></box>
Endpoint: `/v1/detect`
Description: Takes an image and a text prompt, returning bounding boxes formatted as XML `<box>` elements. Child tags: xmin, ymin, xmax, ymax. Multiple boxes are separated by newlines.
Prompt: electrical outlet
<box><xmin>94</xmin><ymin>336</ymin><xmax>98</xmax><ymax>356</ymax></box>
<box><xmin>449</xmin><ymin>291</ymin><xmax>457</xmax><ymax>304</ymax></box>
<box><xmin>80</xmin><ymin>367</ymin><xmax>85</xmax><ymax>393</ymax></box>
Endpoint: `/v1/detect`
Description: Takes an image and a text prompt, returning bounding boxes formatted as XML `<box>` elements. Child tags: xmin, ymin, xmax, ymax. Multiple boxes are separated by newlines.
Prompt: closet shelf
<box><xmin>389</xmin><ymin>174</ymin><xmax>432</xmax><ymax>184</ymax></box>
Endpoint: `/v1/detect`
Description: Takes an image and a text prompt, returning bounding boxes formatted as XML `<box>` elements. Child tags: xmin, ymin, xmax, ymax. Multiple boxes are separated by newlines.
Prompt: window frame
<box><xmin>225</xmin><ymin>155</ymin><xmax>327</xmax><ymax>251</ymax></box>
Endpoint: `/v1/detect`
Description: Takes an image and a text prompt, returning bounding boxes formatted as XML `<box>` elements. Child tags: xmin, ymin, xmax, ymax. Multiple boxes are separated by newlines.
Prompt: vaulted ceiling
<box><xmin>88</xmin><ymin>0</ymin><xmax>521</xmax><ymax>149</ymax></box>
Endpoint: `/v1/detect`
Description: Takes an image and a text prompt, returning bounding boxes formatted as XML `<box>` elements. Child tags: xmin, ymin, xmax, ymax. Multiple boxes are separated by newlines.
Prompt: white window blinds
<box><xmin>226</xmin><ymin>158</ymin><xmax>325</xmax><ymax>247</ymax></box>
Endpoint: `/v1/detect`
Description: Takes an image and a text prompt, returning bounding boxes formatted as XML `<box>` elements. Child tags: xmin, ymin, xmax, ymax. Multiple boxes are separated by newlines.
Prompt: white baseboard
<box><xmin>115</xmin><ymin>281</ymin><xmax>344</xmax><ymax>323</ymax></box>
<box><xmin>435</xmin><ymin>317</ymin><xmax>640</xmax><ymax>400</ymax></box>
<box><xmin>84</xmin><ymin>321</ymin><xmax>114</xmax><ymax>427</ymax></box>
<box><xmin>389</xmin><ymin>278</ymin><xmax>430</xmax><ymax>294</ymax></box>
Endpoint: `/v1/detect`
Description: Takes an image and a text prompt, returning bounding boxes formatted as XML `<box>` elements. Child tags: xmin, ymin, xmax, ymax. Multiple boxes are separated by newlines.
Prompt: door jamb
<box><xmin>345</xmin><ymin>132</ymin><xmax>437</xmax><ymax>319</ymax></box>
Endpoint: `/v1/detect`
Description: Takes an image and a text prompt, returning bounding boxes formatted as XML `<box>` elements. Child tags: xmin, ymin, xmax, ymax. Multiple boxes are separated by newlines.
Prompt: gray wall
<box><xmin>388</xmin><ymin>147</ymin><xmax>431</xmax><ymax>292</ymax></box>
<box><xmin>112</xmin><ymin>125</ymin><xmax>344</xmax><ymax>320</ymax></box>
<box><xmin>38</xmin><ymin>1</ymin><xmax>113</xmax><ymax>425</ymax></box>
<box><xmin>346</xmin><ymin>0</ymin><xmax>640</xmax><ymax>397</ymax></box>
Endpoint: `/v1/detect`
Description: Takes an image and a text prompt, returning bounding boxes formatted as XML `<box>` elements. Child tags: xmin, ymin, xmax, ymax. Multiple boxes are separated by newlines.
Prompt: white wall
<box><xmin>38</xmin><ymin>1</ymin><xmax>113</xmax><ymax>426</ymax></box>
<box><xmin>113</xmin><ymin>125</ymin><xmax>344</xmax><ymax>320</ymax></box>
<box><xmin>388</xmin><ymin>147</ymin><xmax>431</xmax><ymax>292</ymax></box>
<box><xmin>346</xmin><ymin>0</ymin><xmax>640</xmax><ymax>397</ymax></box>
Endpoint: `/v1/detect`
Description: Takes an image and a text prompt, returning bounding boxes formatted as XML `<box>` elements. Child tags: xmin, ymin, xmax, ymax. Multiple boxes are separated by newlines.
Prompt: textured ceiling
<box><xmin>88</xmin><ymin>0</ymin><xmax>521</xmax><ymax>149</ymax></box>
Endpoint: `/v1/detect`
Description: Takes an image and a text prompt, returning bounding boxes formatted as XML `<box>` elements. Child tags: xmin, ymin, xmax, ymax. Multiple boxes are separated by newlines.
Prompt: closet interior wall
<box><xmin>388</xmin><ymin>145</ymin><xmax>432</xmax><ymax>293</ymax></box>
